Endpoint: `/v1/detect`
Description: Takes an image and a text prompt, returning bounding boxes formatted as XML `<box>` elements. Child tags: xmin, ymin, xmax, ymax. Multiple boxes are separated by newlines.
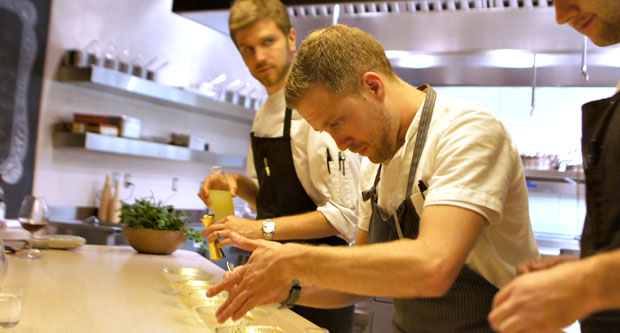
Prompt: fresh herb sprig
<box><xmin>120</xmin><ymin>198</ymin><xmax>205</xmax><ymax>249</ymax></box>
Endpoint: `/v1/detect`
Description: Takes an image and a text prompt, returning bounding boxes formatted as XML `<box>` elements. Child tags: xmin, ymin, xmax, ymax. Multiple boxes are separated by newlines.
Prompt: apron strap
<box><xmin>283</xmin><ymin>107</ymin><xmax>293</xmax><ymax>138</ymax></box>
<box><xmin>406</xmin><ymin>85</ymin><xmax>436</xmax><ymax>197</ymax></box>
<box><xmin>362</xmin><ymin>164</ymin><xmax>382</xmax><ymax>202</ymax></box>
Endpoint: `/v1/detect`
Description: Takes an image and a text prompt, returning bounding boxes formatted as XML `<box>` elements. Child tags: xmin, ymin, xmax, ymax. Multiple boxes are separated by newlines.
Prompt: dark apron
<box><xmin>251</xmin><ymin>107</ymin><xmax>354</xmax><ymax>333</ymax></box>
<box><xmin>579</xmin><ymin>91</ymin><xmax>620</xmax><ymax>332</ymax></box>
<box><xmin>362</xmin><ymin>85</ymin><xmax>497</xmax><ymax>332</ymax></box>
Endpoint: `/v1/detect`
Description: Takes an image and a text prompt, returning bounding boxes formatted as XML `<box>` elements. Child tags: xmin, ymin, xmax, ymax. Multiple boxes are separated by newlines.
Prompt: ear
<box><xmin>361</xmin><ymin>72</ymin><xmax>385</xmax><ymax>102</ymax></box>
<box><xmin>288</xmin><ymin>28</ymin><xmax>297</xmax><ymax>53</ymax></box>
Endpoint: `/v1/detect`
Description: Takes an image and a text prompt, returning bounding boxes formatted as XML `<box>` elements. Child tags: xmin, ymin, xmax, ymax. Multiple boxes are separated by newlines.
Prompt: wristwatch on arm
<box><xmin>279</xmin><ymin>279</ymin><xmax>301</xmax><ymax>309</ymax></box>
<box><xmin>262</xmin><ymin>218</ymin><xmax>275</xmax><ymax>240</ymax></box>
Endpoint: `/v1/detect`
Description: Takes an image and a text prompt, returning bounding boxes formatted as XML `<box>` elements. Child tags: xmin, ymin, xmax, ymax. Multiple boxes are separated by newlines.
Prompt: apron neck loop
<box><xmin>406</xmin><ymin>85</ymin><xmax>436</xmax><ymax>197</ymax></box>
<box><xmin>283</xmin><ymin>108</ymin><xmax>293</xmax><ymax>138</ymax></box>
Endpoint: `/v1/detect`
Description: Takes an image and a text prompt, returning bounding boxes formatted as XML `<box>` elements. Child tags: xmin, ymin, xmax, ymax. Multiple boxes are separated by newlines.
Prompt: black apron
<box><xmin>362</xmin><ymin>85</ymin><xmax>498</xmax><ymax>332</ymax></box>
<box><xmin>251</xmin><ymin>107</ymin><xmax>354</xmax><ymax>333</ymax></box>
<box><xmin>579</xmin><ymin>90</ymin><xmax>620</xmax><ymax>332</ymax></box>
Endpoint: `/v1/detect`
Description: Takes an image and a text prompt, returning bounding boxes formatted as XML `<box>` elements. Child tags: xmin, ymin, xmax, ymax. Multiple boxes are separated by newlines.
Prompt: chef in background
<box><xmin>489</xmin><ymin>1</ymin><xmax>620</xmax><ymax>332</ymax></box>
<box><xmin>197</xmin><ymin>1</ymin><xmax>359</xmax><ymax>332</ymax></box>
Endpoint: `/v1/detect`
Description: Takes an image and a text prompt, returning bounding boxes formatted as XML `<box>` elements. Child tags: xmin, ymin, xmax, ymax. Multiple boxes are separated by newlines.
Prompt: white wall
<box><xmin>435</xmin><ymin>86</ymin><xmax>617</xmax><ymax>236</ymax></box>
<box><xmin>34</xmin><ymin>0</ymin><xmax>260</xmax><ymax>210</ymax></box>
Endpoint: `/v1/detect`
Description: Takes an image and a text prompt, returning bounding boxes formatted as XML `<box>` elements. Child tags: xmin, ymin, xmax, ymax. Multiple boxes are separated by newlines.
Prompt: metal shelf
<box><xmin>524</xmin><ymin>168</ymin><xmax>584</xmax><ymax>183</ymax></box>
<box><xmin>53</xmin><ymin>132</ymin><xmax>246</xmax><ymax>168</ymax></box>
<box><xmin>56</xmin><ymin>66</ymin><xmax>255</xmax><ymax>124</ymax></box>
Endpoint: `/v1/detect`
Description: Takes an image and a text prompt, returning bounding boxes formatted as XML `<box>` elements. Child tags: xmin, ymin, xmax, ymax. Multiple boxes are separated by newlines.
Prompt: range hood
<box><xmin>174</xmin><ymin>0</ymin><xmax>620</xmax><ymax>87</ymax></box>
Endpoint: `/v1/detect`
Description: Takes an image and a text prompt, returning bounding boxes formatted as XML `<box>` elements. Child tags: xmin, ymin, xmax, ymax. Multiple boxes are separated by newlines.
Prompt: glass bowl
<box><xmin>194</xmin><ymin>305</ymin><xmax>250</xmax><ymax>329</ymax></box>
<box><xmin>162</xmin><ymin>267</ymin><xmax>214</xmax><ymax>282</ymax></box>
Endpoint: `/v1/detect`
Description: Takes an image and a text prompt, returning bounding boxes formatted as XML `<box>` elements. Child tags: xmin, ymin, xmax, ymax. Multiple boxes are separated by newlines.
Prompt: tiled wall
<box><xmin>34</xmin><ymin>0</ymin><xmax>259</xmax><ymax>210</ymax></box>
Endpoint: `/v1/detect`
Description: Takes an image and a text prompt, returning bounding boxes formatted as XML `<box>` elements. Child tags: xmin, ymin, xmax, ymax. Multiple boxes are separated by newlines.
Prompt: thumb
<box><xmin>229</xmin><ymin>232</ymin><xmax>262</xmax><ymax>252</ymax></box>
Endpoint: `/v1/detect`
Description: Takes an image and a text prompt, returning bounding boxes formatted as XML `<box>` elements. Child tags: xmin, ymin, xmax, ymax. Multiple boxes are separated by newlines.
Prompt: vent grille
<box><xmin>288</xmin><ymin>0</ymin><xmax>554</xmax><ymax>17</ymax></box>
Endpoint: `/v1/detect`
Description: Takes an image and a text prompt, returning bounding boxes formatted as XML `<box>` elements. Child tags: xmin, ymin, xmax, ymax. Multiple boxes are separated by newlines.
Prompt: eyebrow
<box><xmin>238</xmin><ymin>33</ymin><xmax>279</xmax><ymax>48</ymax></box>
<box><xmin>320</xmin><ymin>114</ymin><xmax>338</xmax><ymax>131</ymax></box>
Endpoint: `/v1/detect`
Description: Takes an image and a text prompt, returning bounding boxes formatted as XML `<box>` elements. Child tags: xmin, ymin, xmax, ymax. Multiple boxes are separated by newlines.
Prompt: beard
<box><xmin>595</xmin><ymin>19</ymin><xmax>620</xmax><ymax>46</ymax></box>
<box><xmin>363</xmin><ymin>98</ymin><xmax>398</xmax><ymax>163</ymax></box>
<box><xmin>254</xmin><ymin>56</ymin><xmax>292</xmax><ymax>89</ymax></box>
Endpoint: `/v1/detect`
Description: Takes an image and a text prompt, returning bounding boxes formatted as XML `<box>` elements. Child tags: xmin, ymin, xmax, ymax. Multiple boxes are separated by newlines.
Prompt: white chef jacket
<box><xmin>246</xmin><ymin>88</ymin><xmax>360</xmax><ymax>242</ymax></box>
<box><xmin>358</xmin><ymin>93</ymin><xmax>539</xmax><ymax>289</ymax></box>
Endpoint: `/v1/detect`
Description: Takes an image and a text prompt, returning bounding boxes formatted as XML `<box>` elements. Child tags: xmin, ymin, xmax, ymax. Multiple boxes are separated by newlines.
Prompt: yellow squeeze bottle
<box><xmin>201</xmin><ymin>214</ymin><xmax>225</xmax><ymax>261</ymax></box>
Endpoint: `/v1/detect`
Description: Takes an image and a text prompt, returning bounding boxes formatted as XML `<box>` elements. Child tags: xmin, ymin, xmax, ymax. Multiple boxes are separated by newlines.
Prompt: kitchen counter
<box><xmin>3</xmin><ymin>245</ymin><xmax>319</xmax><ymax>332</ymax></box>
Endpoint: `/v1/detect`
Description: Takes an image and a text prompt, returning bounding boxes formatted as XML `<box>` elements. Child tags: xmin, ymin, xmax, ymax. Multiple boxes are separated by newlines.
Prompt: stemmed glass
<box><xmin>16</xmin><ymin>196</ymin><xmax>48</xmax><ymax>259</ymax></box>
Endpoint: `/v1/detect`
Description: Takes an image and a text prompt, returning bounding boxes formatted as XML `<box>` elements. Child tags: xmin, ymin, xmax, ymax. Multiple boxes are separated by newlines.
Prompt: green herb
<box><xmin>120</xmin><ymin>197</ymin><xmax>205</xmax><ymax>249</ymax></box>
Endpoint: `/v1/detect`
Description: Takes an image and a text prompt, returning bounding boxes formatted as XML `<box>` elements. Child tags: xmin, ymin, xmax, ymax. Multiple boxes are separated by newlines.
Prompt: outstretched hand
<box><xmin>206</xmin><ymin>232</ymin><xmax>295</xmax><ymax>323</ymax></box>
<box><xmin>489</xmin><ymin>259</ymin><xmax>589</xmax><ymax>333</ymax></box>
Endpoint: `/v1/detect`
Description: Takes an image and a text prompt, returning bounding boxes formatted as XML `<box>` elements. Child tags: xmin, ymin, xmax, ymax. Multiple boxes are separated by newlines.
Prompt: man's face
<box><xmin>296</xmin><ymin>84</ymin><xmax>399</xmax><ymax>164</ymax></box>
<box><xmin>233</xmin><ymin>19</ymin><xmax>296</xmax><ymax>94</ymax></box>
<box><xmin>555</xmin><ymin>0</ymin><xmax>620</xmax><ymax>46</ymax></box>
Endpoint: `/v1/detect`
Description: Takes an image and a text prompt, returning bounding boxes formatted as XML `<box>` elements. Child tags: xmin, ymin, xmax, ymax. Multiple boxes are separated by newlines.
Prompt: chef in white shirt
<box><xmin>197</xmin><ymin>1</ymin><xmax>359</xmax><ymax>332</ymax></box>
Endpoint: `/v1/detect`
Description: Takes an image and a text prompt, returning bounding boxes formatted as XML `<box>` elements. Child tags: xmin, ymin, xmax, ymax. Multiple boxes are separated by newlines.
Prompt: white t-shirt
<box><xmin>246</xmin><ymin>88</ymin><xmax>360</xmax><ymax>242</ymax></box>
<box><xmin>358</xmin><ymin>93</ymin><xmax>539</xmax><ymax>289</ymax></box>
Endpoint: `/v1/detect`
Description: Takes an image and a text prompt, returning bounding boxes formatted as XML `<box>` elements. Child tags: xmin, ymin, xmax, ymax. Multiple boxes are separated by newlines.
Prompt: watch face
<box><xmin>263</xmin><ymin>221</ymin><xmax>275</xmax><ymax>233</ymax></box>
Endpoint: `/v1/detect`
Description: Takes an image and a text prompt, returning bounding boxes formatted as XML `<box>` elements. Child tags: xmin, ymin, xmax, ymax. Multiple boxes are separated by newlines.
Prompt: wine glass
<box><xmin>16</xmin><ymin>196</ymin><xmax>48</xmax><ymax>259</ymax></box>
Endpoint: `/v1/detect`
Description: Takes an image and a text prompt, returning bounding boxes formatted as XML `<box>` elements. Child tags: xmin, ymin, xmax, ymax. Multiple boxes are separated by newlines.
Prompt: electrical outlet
<box><xmin>112</xmin><ymin>171</ymin><xmax>120</xmax><ymax>184</ymax></box>
<box><xmin>124</xmin><ymin>173</ymin><xmax>133</xmax><ymax>188</ymax></box>
<box><xmin>172</xmin><ymin>177</ymin><xmax>178</xmax><ymax>192</ymax></box>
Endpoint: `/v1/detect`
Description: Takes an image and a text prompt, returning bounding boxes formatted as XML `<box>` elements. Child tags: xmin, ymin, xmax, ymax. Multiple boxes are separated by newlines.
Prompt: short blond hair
<box><xmin>285</xmin><ymin>24</ymin><xmax>397</xmax><ymax>109</ymax></box>
<box><xmin>229</xmin><ymin>0</ymin><xmax>291</xmax><ymax>44</ymax></box>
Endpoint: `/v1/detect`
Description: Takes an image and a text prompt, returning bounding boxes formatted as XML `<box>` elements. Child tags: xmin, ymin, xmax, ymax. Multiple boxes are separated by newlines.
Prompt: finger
<box><xmin>199</xmin><ymin>177</ymin><xmax>212</xmax><ymax>206</ymax></box>
<box><xmin>517</xmin><ymin>262</ymin><xmax>533</xmax><ymax>275</ymax></box>
<box><xmin>492</xmin><ymin>311</ymin><xmax>530</xmax><ymax>333</ymax></box>
<box><xmin>229</xmin><ymin>232</ymin><xmax>263</xmax><ymax>252</ymax></box>
<box><xmin>217</xmin><ymin>238</ymin><xmax>233</xmax><ymax>247</ymax></box>
<box><xmin>217</xmin><ymin>284</ymin><xmax>251</xmax><ymax>323</ymax></box>
<box><xmin>197</xmin><ymin>191</ymin><xmax>210</xmax><ymax>207</ymax></box>
<box><xmin>227</xmin><ymin>174</ymin><xmax>238</xmax><ymax>197</ymax></box>
<box><xmin>232</xmin><ymin>296</ymin><xmax>258</xmax><ymax>321</ymax></box>
<box><xmin>206</xmin><ymin>268</ymin><xmax>244</xmax><ymax>297</ymax></box>
<box><xmin>491</xmin><ymin>283</ymin><xmax>512</xmax><ymax>310</ymax></box>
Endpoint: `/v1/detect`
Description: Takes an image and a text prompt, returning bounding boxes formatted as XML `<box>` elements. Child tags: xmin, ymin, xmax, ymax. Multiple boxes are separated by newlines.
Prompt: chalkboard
<box><xmin>0</xmin><ymin>0</ymin><xmax>49</xmax><ymax>218</ymax></box>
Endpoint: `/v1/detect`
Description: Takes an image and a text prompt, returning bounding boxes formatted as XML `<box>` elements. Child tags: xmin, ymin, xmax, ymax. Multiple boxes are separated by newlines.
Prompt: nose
<box><xmin>554</xmin><ymin>0</ymin><xmax>578</xmax><ymax>25</ymax></box>
<box><xmin>330</xmin><ymin>133</ymin><xmax>351</xmax><ymax>152</ymax></box>
<box><xmin>254</xmin><ymin>46</ymin><xmax>268</xmax><ymax>63</ymax></box>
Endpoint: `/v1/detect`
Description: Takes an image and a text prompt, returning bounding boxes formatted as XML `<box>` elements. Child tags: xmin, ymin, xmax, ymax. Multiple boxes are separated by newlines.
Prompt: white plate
<box><xmin>33</xmin><ymin>234</ymin><xmax>86</xmax><ymax>249</ymax></box>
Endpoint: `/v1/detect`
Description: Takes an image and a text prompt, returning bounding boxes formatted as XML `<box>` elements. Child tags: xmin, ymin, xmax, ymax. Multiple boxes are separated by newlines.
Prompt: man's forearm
<box><xmin>233</xmin><ymin>174</ymin><xmax>259</xmax><ymax>208</ymax></box>
<box><xmin>278</xmin><ymin>205</ymin><xmax>485</xmax><ymax>299</ymax></box>
<box><xmin>279</xmin><ymin>239</ymin><xmax>460</xmax><ymax>299</ymax></box>
<box><xmin>297</xmin><ymin>284</ymin><xmax>367</xmax><ymax>309</ymax></box>
<box><xmin>270</xmin><ymin>211</ymin><xmax>339</xmax><ymax>240</ymax></box>
<box><xmin>584</xmin><ymin>248</ymin><xmax>620</xmax><ymax>314</ymax></box>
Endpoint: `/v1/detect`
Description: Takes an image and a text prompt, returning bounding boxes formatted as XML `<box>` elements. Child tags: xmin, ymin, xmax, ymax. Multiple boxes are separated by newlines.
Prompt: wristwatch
<box><xmin>279</xmin><ymin>279</ymin><xmax>301</xmax><ymax>309</ymax></box>
<box><xmin>262</xmin><ymin>218</ymin><xmax>276</xmax><ymax>240</ymax></box>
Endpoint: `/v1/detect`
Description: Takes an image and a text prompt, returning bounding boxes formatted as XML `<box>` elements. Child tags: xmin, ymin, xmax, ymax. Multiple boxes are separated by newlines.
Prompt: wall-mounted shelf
<box><xmin>56</xmin><ymin>66</ymin><xmax>255</xmax><ymax>124</ymax></box>
<box><xmin>524</xmin><ymin>169</ymin><xmax>584</xmax><ymax>183</ymax></box>
<box><xmin>53</xmin><ymin>132</ymin><xmax>246</xmax><ymax>168</ymax></box>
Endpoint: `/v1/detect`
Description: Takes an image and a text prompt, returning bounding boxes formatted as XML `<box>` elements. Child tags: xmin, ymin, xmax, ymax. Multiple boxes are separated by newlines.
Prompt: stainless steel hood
<box><xmin>174</xmin><ymin>0</ymin><xmax>620</xmax><ymax>87</ymax></box>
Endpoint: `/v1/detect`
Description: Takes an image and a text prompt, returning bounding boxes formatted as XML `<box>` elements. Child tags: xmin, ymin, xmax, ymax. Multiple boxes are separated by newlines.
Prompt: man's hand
<box><xmin>489</xmin><ymin>260</ymin><xmax>588</xmax><ymax>333</ymax></box>
<box><xmin>516</xmin><ymin>255</ymin><xmax>577</xmax><ymax>274</ymax></box>
<box><xmin>206</xmin><ymin>233</ymin><xmax>295</xmax><ymax>323</ymax></box>
<box><xmin>198</xmin><ymin>173</ymin><xmax>239</xmax><ymax>207</ymax></box>
<box><xmin>201</xmin><ymin>216</ymin><xmax>263</xmax><ymax>246</ymax></box>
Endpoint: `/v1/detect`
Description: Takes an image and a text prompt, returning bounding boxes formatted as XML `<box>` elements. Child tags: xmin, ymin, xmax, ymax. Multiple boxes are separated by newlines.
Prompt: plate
<box><xmin>32</xmin><ymin>234</ymin><xmax>86</xmax><ymax>249</ymax></box>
